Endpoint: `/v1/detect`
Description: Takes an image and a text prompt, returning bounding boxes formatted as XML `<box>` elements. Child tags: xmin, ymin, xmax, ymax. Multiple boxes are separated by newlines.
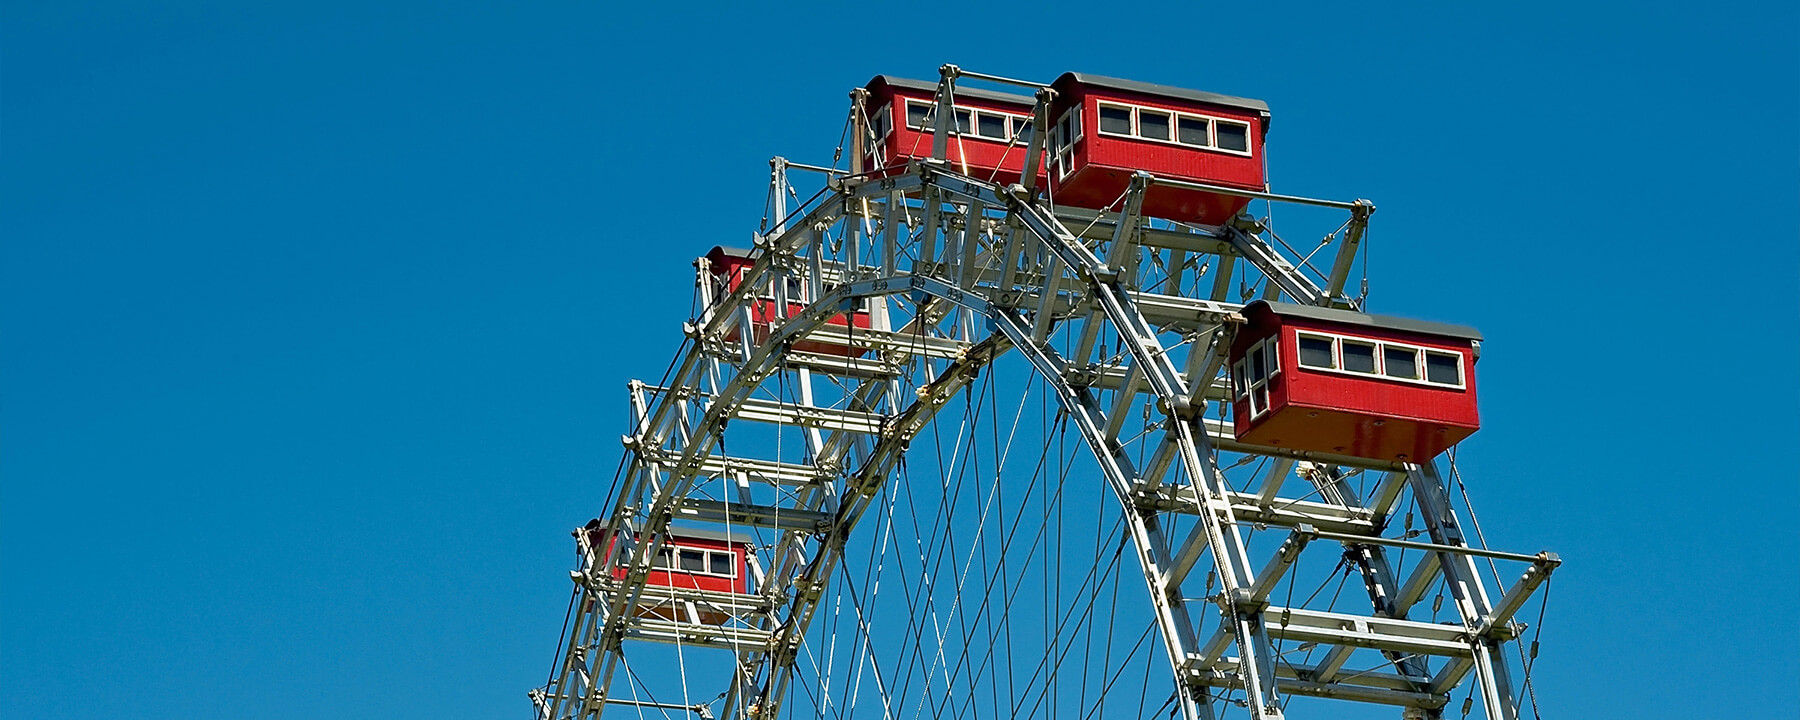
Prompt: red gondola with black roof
<box><xmin>704</xmin><ymin>245</ymin><xmax>872</xmax><ymax>358</ymax></box>
<box><xmin>580</xmin><ymin>520</ymin><xmax>754</xmax><ymax>625</ymax></box>
<box><xmin>1229</xmin><ymin>300</ymin><xmax>1481</xmax><ymax>462</ymax></box>
<box><xmin>860</xmin><ymin>75</ymin><xmax>1046</xmax><ymax>187</ymax></box>
<box><xmin>1045</xmin><ymin>72</ymin><xmax>1270</xmax><ymax>225</ymax></box>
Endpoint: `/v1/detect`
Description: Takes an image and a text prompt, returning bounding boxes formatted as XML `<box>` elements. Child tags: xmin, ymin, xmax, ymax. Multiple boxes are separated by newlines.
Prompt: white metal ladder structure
<box><xmin>532</xmin><ymin>66</ymin><xmax>1558</xmax><ymax>720</ymax></box>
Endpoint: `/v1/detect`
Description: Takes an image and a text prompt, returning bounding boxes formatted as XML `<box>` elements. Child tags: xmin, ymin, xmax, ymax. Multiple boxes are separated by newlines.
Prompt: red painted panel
<box><xmin>1054</xmin><ymin>164</ymin><xmax>1253</xmax><ymax>225</ymax></box>
<box><xmin>727</xmin><ymin>298</ymin><xmax>873</xmax><ymax>357</ymax></box>
<box><xmin>864</xmin><ymin>85</ymin><xmax>1046</xmax><ymax>187</ymax></box>
<box><xmin>584</xmin><ymin>529</ymin><xmax>750</xmax><ymax>596</ymax></box>
<box><xmin>1047</xmin><ymin>80</ymin><xmax>1267</xmax><ymax>223</ymax></box>
<box><xmin>707</xmin><ymin>250</ymin><xmax>873</xmax><ymax>358</ymax></box>
<box><xmin>1228</xmin><ymin>310</ymin><xmax>1481</xmax><ymax>462</ymax></box>
<box><xmin>1234</xmin><ymin>404</ymin><xmax>1477</xmax><ymax>462</ymax></box>
<box><xmin>1276</xmin><ymin>324</ymin><xmax>1479</xmax><ymax>426</ymax></box>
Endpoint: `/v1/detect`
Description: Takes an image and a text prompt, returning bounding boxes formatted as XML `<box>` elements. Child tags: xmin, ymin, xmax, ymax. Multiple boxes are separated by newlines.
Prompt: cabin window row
<box><xmin>1231</xmin><ymin>337</ymin><xmax>1281</xmax><ymax>419</ymax></box>
<box><xmin>1295</xmin><ymin>331</ymin><xmax>1466</xmax><ymax>389</ymax></box>
<box><xmin>893</xmin><ymin>99</ymin><xmax>1035</xmax><ymax>145</ymax></box>
<box><xmin>1046</xmin><ymin>109</ymin><xmax>1083</xmax><ymax>179</ymax></box>
<box><xmin>650</xmin><ymin>546</ymin><xmax>738</xmax><ymax>578</ymax></box>
<box><xmin>1094</xmin><ymin>101</ymin><xmax>1252</xmax><ymax>156</ymax></box>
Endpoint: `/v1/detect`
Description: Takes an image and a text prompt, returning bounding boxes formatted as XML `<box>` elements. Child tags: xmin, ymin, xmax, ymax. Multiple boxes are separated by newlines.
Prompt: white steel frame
<box><xmin>531</xmin><ymin>64</ymin><xmax>1558</xmax><ymax>720</ymax></box>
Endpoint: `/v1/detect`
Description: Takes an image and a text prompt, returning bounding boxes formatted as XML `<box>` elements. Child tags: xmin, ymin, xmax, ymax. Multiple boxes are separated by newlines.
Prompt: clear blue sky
<box><xmin>4</xmin><ymin>2</ymin><xmax>1795</xmax><ymax>718</ymax></box>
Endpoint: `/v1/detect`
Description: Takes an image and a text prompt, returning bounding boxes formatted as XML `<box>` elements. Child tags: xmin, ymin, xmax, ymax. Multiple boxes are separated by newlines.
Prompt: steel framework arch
<box><xmin>534</xmin><ymin>69</ymin><xmax>1557</xmax><ymax>720</ymax></box>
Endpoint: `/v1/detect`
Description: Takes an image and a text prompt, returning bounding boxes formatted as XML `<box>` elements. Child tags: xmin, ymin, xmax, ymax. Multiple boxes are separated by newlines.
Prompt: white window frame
<box><xmin>1233</xmin><ymin>335</ymin><xmax>1281</xmax><ymax>420</ymax></box>
<box><xmin>1211</xmin><ymin>117</ymin><xmax>1253</xmax><ymax>155</ymax></box>
<box><xmin>1060</xmin><ymin>107</ymin><xmax>1082</xmax><ymax>145</ymax></box>
<box><xmin>1088</xmin><ymin>99</ymin><xmax>1254</xmax><ymax>158</ymax></box>
<box><xmin>1010</xmin><ymin>115</ymin><xmax>1034</xmax><ymax>146</ymax></box>
<box><xmin>972</xmin><ymin>109</ymin><xmax>1010</xmax><ymax>141</ymax></box>
<box><xmin>1289</xmin><ymin>329</ymin><xmax>1468</xmax><ymax>390</ymax></box>
<box><xmin>997</xmin><ymin>107</ymin><xmax>1036</xmax><ymax>143</ymax></box>
<box><xmin>870</xmin><ymin>104</ymin><xmax>893</xmax><ymax>140</ymax></box>
<box><xmin>1049</xmin><ymin>108</ymin><xmax>1083</xmax><ymax>180</ymax></box>
<box><xmin>952</xmin><ymin>107</ymin><xmax>973</xmax><ymax>136</ymax></box>
<box><xmin>1096</xmin><ymin>101</ymin><xmax>1137</xmax><ymax>138</ymax></box>
<box><xmin>744</xmin><ymin>268</ymin><xmax>807</xmax><ymax>304</ymax></box>
<box><xmin>1137</xmin><ymin>106</ymin><xmax>1174</xmax><ymax>142</ymax></box>
<box><xmin>1176</xmin><ymin>113</ymin><xmax>1213</xmax><ymax>149</ymax></box>
<box><xmin>1381</xmin><ymin>343</ymin><xmax>1423</xmax><ymax>382</ymax></box>
<box><xmin>1296</xmin><ymin>331</ymin><xmax>1338</xmax><ymax>370</ymax></box>
<box><xmin>904</xmin><ymin>99</ymin><xmax>935</xmax><ymax>131</ymax></box>
<box><xmin>1423</xmin><ymin>349</ymin><xmax>1465</xmax><ymax>387</ymax></box>
<box><xmin>1339</xmin><ymin>338</ymin><xmax>1380</xmax><ymax>376</ymax></box>
<box><xmin>653</xmin><ymin>545</ymin><xmax>739</xmax><ymax>579</ymax></box>
<box><xmin>704</xmin><ymin>549</ymin><xmax>739</xmax><ymax>578</ymax></box>
<box><xmin>900</xmin><ymin>98</ymin><xmax>1034</xmax><ymax>144</ymax></box>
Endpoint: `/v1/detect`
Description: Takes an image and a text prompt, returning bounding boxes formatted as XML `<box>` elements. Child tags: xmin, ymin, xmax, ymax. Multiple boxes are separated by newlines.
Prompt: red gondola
<box><xmin>705</xmin><ymin>246</ymin><xmax>872</xmax><ymax>358</ymax></box>
<box><xmin>1045</xmin><ymin>72</ymin><xmax>1270</xmax><ymax>225</ymax></box>
<box><xmin>581</xmin><ymin>521</ymin><xmax>753</xmax><ymax>625</ymax></box>
<box><xmin>1229</xmin><ymin>300</ymin><xmax>1481</xmax><ymax>462</ymax></box>
<box><xmin>860</xmin><ymin>75</ymin><xmax>1046</xmax><ymax>187</ymax></box>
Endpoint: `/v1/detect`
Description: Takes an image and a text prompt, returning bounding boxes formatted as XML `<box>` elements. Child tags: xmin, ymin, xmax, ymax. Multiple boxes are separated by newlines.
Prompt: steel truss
<box><xmin>533</xmin><ymin>66</ymin><xmax>1557</xmax><ymax>720</ymax></box>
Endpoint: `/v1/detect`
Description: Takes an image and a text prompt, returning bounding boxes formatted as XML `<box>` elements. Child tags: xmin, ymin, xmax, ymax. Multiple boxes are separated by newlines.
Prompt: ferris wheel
<box><xmin>531</xmin><ymin>65</ymin><xmax>1559</xmax><ymax>720</ymax></box>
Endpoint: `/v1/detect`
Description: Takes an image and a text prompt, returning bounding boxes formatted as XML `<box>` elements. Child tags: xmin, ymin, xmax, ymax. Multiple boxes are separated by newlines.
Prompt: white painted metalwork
<box><xmin>532</xmin><ymin>66</ymin><xmax>1558</xmax><ymax>720</ymax></box>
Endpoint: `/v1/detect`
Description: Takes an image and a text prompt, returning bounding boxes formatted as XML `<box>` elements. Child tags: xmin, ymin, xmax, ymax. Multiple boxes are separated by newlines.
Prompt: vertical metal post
<box><xmin>1210</xmin><ymin>254</ymin><xmax>1235</xmax><ymax>302</ymax></box>
<box><xmin>1324</xmin><ymin>200</ymin><xmax>1374</xmax><ymax>302</ymax></box>
<box><xmin>846</xmin><ymin>90</ymin><xmax>869</xmax><ymax>280</ymax></box>
<box><xmin>931</xmin><ymin>65</ymin><xmax>958</xmax><ymax>161</ymax></box>
<box><xmin>1033</xmin><ymin>256</ymin><xmax>1063</xmax><ymax>343</ymax></box>
<box><xmin>960</xmin><ymin>199</ymin><xmax>984</xmax><ymax>289</ymax></box>
<box><xmin>1020</xmin><ymin>88</ymin><xmax>1053</xmax><ymax>193</ymax></box>
<box><xmin>881</xmin><ymin>190</ymin><xmax>900</xmax><ymax>276</ymax></box>
<box><xmin>920</xmin><ymin>187</ymin><xmax>941</xmax><ymax>270</ymax></box>
<box><xmin>1167</xmin><ymin>248</ymin><xmax>1188</xmax><ymax>297</ymax></box>
<box><xmin>1407</xmin><ymin>461</ymin><xmax>1520</xmax><ymax>720</ymax></box>
<box><xmin>770</xmin><ymin>157</ymin><xmax>789</xmax><ymax>236</ymax></box>
<box><xmin>849</xmin><ymin>89</ymin><xmax>868</xmax><ymax>177</ymax></box>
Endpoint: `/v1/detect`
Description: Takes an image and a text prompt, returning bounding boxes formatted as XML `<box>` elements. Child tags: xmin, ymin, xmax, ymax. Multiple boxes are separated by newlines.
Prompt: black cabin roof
<box><xmin>594</xmin><ymin>518</ymin><xmax>757</xmax><ymax>546</ymax></box>
<box><xmin>1247</xmin><ymin>300</ymin><xmax>1483</xmax><ymax>342</ymax></box>
<box><xmin>867</xmin><ymin>75</ymin><xmax>1037</xmax><ymax>108</ymax></box>
<box><xmin>1055</xmin><ymin>72</ymin><xmax>1271</xmax><ymax>128</ymax></box>
<box><xmin>707</xmin><ymin>245</ymin><xmax>755</xmax><ymax>262</ymax></box>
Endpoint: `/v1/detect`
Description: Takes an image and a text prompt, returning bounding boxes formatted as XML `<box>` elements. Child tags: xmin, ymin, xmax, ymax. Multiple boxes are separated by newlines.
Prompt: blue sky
<box><xmin>3</xmin><ymin>2</ymin><xmax>1796</xmax><ymax>719</ymax></box>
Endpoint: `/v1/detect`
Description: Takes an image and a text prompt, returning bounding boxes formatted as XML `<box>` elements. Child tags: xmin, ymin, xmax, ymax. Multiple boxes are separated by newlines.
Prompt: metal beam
<box><xmin>729</xmin><ymin>396</ymin><xmax>887</xmax><ymax>434</ymax></box>
<box><xmin>675</xmin><ymin>497</ymin><xmax>834</xmax><ymax>532</ymax></box>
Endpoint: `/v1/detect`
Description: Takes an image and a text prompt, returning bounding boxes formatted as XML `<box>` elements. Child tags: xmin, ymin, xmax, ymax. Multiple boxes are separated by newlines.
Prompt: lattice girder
<box><xmin>534</xmin><ymin>157</ymin><xmax>1556</xmax><ymax>720</ymax></box>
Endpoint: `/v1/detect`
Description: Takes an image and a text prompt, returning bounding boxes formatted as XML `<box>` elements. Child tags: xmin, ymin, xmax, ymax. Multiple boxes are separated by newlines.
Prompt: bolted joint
<box><xmin>792</xmin><ymin>577</ymin><xmax>825</xmax><ymax>602</ymax></box>
<box><xmin>1226</xmin><ymin>587</ymin><xmax>1271</xmax><ymax>614</ymax></box>
<box><xmin>603</xmin><ymin>617</ymin><xmax>630</xmax><ymax>648</ymax></box>
<box><xmin>1229</xmin><ymin>213</ymin><xmax>1265</xmax><ymax>234</ymax></box>
<box><xmin>1167</xmin><ymin>395</ymin><xmax>1200</xmax><ymax>420</ymax></box>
